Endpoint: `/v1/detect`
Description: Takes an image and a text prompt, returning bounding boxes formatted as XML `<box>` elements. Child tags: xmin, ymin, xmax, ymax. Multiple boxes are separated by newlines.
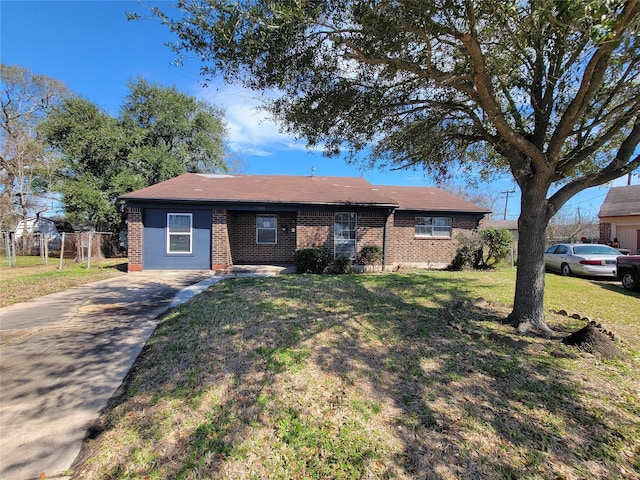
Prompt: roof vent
<box><xmin>197</xmin><ymin>174</ymin><xmax>236</xmax><ymax>179</ymax></box>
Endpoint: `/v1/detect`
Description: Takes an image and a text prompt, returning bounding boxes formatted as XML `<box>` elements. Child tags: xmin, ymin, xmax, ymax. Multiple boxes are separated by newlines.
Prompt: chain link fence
<box><xmin>2</xmin><ymin>231</ymin><xmax>116</xmax><ymax>268</ymax></box>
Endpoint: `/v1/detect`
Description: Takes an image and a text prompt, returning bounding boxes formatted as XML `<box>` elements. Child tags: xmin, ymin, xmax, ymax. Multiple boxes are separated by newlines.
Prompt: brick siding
<box><xmin>228</xmin><ymin>212</ymin><xmax>297</xmax><ymax>264</ymax></box>
<box><xmin>212</xmin><ymin>209</ymin><xmax>232</xmax><ymax>268</ymax></box>
<box><xmin>385</xmin><ymin>212</ymin><xmax>478</xmax><ymax>268</ymax></box>
<box><xmin>129</xmin><ymin>206</ymin><xmax>481</xmax><ymax>271</ymax></box>
<box><xmin>356</xmin><ymin>210</ymin><xmax>386</xmax><ymax>252</ymax></box>
<box><xmin>296</xmin><ymin>210</ymin><xmax>387</xmax><ymax>258</ymax></box>
<box><xmin>296</xmin><ymin>211</ymin><xmax>334</xmax><ymax>251</ymax></box>
<box><xmin>126</xmin><ymin>207</ymin><xmax>143</xmax><ymax>271</ymax></box>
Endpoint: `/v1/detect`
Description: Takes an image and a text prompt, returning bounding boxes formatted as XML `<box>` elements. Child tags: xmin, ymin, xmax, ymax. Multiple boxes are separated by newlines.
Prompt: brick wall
<box><xmin>386</xmin><ymin>212</ymin><xmax>478</xmax><ymax>268</ymax></box>
<box><xmin>127</xmin><ymin>206</ymin><xmax>481</xmax><ymax>271</ymax></box>
<box><xmin>296</xmin><ymin>211</ymin><xmax>334</xmax><ymax>251</ymax></box>
<box><xmin>356</xmin><ymin>211</ymin><xmax>386</xmax><ymax>251</ymax></box>
<box><xmin>296</xmin><ymin>210</ymin><xmax>387</xmax><ymax>258</ymax></box>
<box><xmin>228</xmin><ymin>212</ymin><xmax>297</xmax><ymax>264</ymax></box>
<box><xmin>212</xmin><ymin>209</ymin><xmax>232</xmax><ymax>268</ymax></box>
<box><xmin>126</xmin><ymin>207</ymin><xmax>143</xmax><ymax>272</ymax></box>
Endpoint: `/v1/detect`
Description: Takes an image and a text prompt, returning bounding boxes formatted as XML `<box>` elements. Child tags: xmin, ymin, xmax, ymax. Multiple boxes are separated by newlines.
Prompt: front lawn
<box><xmin>72</xmin><ymin>270</ymin><xmax>639</xmax><ymax>479</ymax></box>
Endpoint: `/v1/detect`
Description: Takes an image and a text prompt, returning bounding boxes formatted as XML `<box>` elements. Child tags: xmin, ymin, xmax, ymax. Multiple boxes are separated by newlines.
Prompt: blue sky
<box><xmin>2</xmin><ymin>0</ymin><xmax>637</xmax><ymax>221</ymax></box>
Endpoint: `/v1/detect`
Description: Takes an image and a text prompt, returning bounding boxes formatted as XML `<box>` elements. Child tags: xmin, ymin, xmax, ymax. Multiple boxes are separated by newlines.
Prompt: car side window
<box><xmin>555</xmin><ymin>245</ymin><xmax>568</xmax><ymax>254</ymax></box>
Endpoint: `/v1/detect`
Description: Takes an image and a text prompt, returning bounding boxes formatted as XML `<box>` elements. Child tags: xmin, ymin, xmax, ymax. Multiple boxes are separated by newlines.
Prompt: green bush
<box><xmin>294</xmin><ymin>247</ymin><xmax>331</xmax><ymax>274</ymax></box>
<box><xmin>358</xmin><ymin>245</ymin><xmax>383</xmax><ymax>266</ymax></box>
<box><xmin>481</xmin><ymin>228</ymin><xmax>513</xmax><ymax>267</ymax></box>
<box><xmin>331</xmin><ymin>256</ymin><xmax>353</xmax><ymax>274</ymax></box>
<box><xmin>450</xmin><ymin>228</ymin><xmax>513</xmax><ymax>270</ymax></box>
<box><xmin>450</xmin><ymin>231</ymin><xmax>483</xmax><ymax>271</ymax></box>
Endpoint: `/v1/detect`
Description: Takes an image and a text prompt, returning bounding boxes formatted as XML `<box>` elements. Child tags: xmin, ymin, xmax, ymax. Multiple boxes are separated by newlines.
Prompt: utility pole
<box><xmin>501</xmin><ymin>189</ymin><xmax>516</xmax><ymax>220</ymax></box>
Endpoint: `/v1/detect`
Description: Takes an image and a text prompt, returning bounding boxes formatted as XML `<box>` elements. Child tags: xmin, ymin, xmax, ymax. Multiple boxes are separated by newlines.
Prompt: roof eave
<box><xmin>121</xmin><ymin>197</ymin><xmax>398</xmax><ymax>209</ymax></box>
<box><xmin>394</xmin><ymin>207</ymin><xmax>492</xmax><ymax>214</ymax></box>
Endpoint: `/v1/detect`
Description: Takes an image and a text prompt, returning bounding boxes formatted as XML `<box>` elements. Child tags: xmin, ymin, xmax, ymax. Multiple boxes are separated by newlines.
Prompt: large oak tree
<box><xmin>42</xmin><ymin>77</ymin><xmax>229</xmax><ymax>233</ymax></box>
<box><xmin>149</xmin><ymin>0</ymin><xmax>640</xmax><ymax>332</ymax></box>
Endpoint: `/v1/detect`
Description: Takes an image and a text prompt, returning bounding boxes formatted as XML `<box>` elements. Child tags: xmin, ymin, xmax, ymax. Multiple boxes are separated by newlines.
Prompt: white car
<box><xmin>544</xmin><ymin>243</ymin><xmax>621</xmax><ymax>277</ymax></box>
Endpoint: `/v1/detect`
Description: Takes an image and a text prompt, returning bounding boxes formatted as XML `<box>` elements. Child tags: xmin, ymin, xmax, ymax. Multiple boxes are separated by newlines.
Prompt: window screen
<box><xmin>257</xmin><ymin>216</ymin><xmax>277</xmax><ymax>244</ymax></box>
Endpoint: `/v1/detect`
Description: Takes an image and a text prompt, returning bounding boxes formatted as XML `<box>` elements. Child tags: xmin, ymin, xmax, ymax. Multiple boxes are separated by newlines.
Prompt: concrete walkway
<box><xmin>0</xmin><ymin>267</ymin><xmax>291</xmax><ymax>480</ymax></box>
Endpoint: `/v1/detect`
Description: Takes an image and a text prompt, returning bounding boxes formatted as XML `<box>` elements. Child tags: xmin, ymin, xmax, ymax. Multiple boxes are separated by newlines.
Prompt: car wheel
<box><xmin>621</xmin><ymin>271</ymin><xmax>639</xmax><ymax>291</ymax></box>
<box><xmin>561</xmin><ymin>263</ymin><xmax>572</xmax><ymax>276</ymax></box>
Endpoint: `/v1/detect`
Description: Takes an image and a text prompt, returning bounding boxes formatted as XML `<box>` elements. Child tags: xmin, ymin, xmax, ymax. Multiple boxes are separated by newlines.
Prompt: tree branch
<box><xmin>549</xmin><ymin>115</ymin><xmax>640</xmax><ymax>211</ymax></box>
<box><xmin>548</xmin><ymin>1</ymin><xmax>640</xmax><ymax>161</ymax></box>
<box><xmin>460</xmin><ymin>32</ymin><xmax>548</xmax><ymax>176</ymax></box>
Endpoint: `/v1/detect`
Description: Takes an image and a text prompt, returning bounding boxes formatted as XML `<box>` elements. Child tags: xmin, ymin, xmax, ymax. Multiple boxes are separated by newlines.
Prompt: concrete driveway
<box><xmin>0</xmin><ymin>270</ymin><xmax>219</xmax><ymax>480</ymax></box>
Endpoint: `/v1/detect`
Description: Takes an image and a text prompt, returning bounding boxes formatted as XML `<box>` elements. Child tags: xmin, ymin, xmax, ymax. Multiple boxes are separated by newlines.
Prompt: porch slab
<box><xmin>216</xmin><ymin>264</ymin><xmax>297</xmax><ymax>275</ymax></box>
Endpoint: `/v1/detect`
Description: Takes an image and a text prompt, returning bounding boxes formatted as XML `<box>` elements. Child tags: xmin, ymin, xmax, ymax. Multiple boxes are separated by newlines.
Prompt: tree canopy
<box><xmin>0</xmin><ymin>64</ymin><xmax>70</xmax><ymax>235</ymax></box>
<box><xmin>149</xmin><ymin>0</ymin><xmax>640</xmax><ymax>331</ymax></box>
<box><xmin>42</xmin><ymin>77</ymin><xmax>229</xmax><ymax>232</ymax></box>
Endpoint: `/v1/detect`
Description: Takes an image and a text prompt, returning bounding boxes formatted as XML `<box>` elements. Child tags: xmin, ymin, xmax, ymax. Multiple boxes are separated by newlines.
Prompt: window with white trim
<box><xmin>334</xmin><ymin>212</ymin><xmax>357</xmax><ymax>259</ymax></box>
<box><xmin>415</xmin><ymin>217</ymin><xmax>452</xmax><ymax>238</ymax></box>
<box><xmin>167</xmin><ymin>213</ymin><xmax>192</xmax><ymax>253</ymax></box>
<box><xmin>256</xmin><ymin>216</ymin><xmax>277</xmax><ymax>244</ymax></box>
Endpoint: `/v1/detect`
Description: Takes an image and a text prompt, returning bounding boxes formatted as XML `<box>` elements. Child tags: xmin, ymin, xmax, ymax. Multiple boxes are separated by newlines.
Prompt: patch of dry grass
<box><xmin>72</xmin><ymin>271</ymin><xmax>639</xmax><ymax>480</ymax></box>
<box><xmin>0</xmin><ymin>256</ymin><xmax>127</xmax><ymax>306</ymax></box>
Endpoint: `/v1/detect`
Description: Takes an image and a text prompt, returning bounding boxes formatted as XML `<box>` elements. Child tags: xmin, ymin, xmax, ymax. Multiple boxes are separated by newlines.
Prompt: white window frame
<box><xmin>334</xmin><ymin>212</ymin><xmax>357</xmax><ymax>259</ymax></box>
<box><xmin>167</xmin><ymin>213</ymin><xmax>193</xmax><ymax>254</ymax></box>
<box><xmin>415</xmin><ymin>216</ymin><xmax>452</xmax><ymax>238</ymax></box>
<box><xmin>256</xmin><ymin>215</ymin><xmax>277</xmax><ymax>245</ymax></box>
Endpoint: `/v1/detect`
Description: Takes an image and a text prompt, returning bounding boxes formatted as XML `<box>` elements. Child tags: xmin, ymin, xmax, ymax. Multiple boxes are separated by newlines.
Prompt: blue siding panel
<box><xmin>142</xmin><ymin>208</ymin><xmax>211</xmax><ymax>269</ymax></box>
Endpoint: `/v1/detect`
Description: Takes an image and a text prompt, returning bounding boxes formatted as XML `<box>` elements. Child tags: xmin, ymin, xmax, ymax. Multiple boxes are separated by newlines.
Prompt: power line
<box><xmin>500</xmin><ymin>189</ymin><xmax>516</xmax><ymax>220</ymax></box>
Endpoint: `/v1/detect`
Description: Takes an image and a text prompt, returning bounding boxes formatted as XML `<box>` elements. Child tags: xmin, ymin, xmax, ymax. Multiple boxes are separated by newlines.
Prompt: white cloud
<box><xmin>196</xmin><ymin>83</ymin><xmax>301</xmax><ymax>155</ymax></box>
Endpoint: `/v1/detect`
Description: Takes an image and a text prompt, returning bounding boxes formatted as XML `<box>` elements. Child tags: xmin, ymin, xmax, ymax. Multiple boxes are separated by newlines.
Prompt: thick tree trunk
<box><xmin>508</xmin><ymin>184</ymin><xmax>555</xmax><ymax>337</ymax></box>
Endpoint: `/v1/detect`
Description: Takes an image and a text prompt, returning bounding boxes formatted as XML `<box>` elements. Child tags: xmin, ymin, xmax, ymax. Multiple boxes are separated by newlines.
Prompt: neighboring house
<box><xmin>598</xmin><ymin>185</ymin><xmax>640</xmax><ymax>255</ymax></box>
<box><xmin>121</xmin><ymin>173</ymin><xmax>490</xmax><ymax>271</ymax></box>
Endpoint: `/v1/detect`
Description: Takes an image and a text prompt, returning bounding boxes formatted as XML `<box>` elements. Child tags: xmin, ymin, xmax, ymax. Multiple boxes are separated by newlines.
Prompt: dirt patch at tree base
<box><xmin>561</xmin><ymin>324</ymin><xmax>623</xmax><ymax>359</ymax></box>
<box><xmin>443</xmin><ymin>299</ymin><xmax>624</xmax><ymax>360</ymax></box>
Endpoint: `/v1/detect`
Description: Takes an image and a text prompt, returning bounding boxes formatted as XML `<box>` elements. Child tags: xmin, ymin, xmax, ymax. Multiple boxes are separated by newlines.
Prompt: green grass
<box><xmin>0</xmin><ymin>256</ymin><xmax>127</xmax><ymax>306</ymax></box>
<box><xmin>71</xmin><ymin>270</ymin><xmax>639</xmax><ymax>479</ymax></box>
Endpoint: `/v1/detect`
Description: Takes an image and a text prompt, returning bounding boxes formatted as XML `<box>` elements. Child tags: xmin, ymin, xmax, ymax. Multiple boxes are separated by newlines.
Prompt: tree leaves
<box><xmin>149</xmin><ymin>0</ymin><xmax>640</xmax><ymax>325</ymax></box>
<box><xmin>41</xmin><ymin>78</ymin><xmax>229</xmax><ymax>231</ymax></box>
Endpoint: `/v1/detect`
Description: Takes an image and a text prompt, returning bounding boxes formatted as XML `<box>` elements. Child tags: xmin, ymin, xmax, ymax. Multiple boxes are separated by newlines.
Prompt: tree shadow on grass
<box><xmin>0</xmin><ymin>272</ymin><xmax>215</xmax><ymax>479</ymax></box>
<box><xmin>71</xmin><ymin>273</ymin><xmax>639</xmax><ymax>480</ymax></box>
<box><xmin>594</xmin><ymin>281</ymin><xmax>640</xmax><ymax>299</ymax></box>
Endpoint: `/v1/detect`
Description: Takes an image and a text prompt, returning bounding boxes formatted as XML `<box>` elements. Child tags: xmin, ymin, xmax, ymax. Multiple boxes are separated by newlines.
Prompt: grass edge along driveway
<box><xmin>0</xmin><ymin>257</ymin><xmax>127</xmax><ymax>307</ymax></box>
<box><xmin>71</xmin><ymin>270</ymin><xmax>639</xmax><ymax>480</ymax></box>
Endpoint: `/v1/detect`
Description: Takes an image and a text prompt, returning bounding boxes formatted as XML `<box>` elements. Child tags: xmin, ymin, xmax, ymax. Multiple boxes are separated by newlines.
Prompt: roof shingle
<box><xmin>121</xmin><ymin>173</ymin><xmax>490</xmax><ymax>213</ymax></box>
<box><xmin>598</xmin><ymin>185</ymin><xmax>640</xmax><ymax>217</ymax></box>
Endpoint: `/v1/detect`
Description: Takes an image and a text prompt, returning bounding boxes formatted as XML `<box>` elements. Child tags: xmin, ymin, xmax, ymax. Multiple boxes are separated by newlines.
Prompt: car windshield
<box><xmin>572</xmin><ymin>245</ymin><xmax>620</xmax><ymax>256</ymax></box>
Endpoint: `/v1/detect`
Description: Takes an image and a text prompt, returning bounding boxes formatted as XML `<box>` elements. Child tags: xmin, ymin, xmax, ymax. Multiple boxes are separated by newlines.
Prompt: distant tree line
<box><xmin>1</xmin><ymin>65</ymin><xmax>230</xmax><ymax>252</ymax></box>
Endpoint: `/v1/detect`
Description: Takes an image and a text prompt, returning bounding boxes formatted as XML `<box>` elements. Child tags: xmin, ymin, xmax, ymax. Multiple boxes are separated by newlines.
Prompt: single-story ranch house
<box><xmin>121</xmin><ymin>173</ymin><xmax>491</xmax><ymax>271</ymax></box>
